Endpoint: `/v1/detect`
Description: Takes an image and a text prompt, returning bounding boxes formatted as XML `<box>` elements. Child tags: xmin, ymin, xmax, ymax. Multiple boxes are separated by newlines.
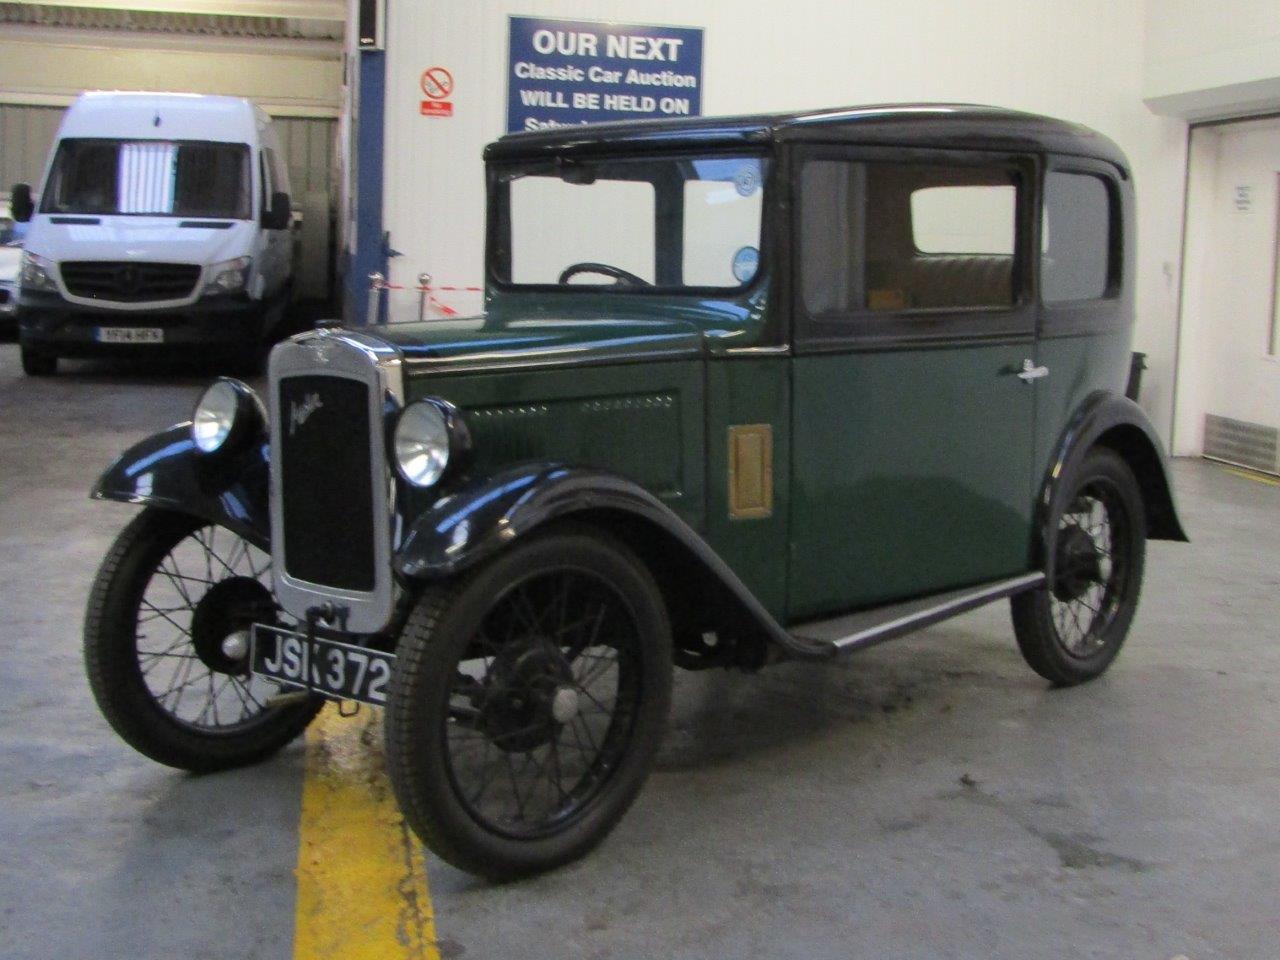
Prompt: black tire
<box><xmin>84</xmin><ymin>508</ymin><xmax>321</xmax><ymax>771</ymax></box>
<box><xmin>1012</xmin><ymin>447</ymin><xmax>1146</xmax><ymax>685</ymax></box>
<box><xmin>20</xmin><ymin>345</ymin><xmax>56</xmax><ymax>376</ymax></box>
<box><xmin>386</xmin><ymin>523</ymin><xmax>673</xmax><ymax>880</ymax></box>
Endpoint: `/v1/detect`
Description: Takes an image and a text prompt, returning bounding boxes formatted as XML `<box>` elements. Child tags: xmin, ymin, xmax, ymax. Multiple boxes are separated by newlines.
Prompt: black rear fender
<box><xmin>1036</xmin><ymin>392</ymin><xmax>1188</xmax><ymax>576</ymax></box>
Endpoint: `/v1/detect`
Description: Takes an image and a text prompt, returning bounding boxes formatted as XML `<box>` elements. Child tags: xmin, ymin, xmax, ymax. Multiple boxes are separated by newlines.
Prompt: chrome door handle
<box><xmin>1017</xmin><ymin>358</ymin><xmax>1049</xmax><ymax>382</ymax></box>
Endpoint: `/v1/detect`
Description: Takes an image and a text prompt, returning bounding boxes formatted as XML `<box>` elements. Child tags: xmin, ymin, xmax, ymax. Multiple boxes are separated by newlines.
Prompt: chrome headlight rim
<box><xmin>393</xmin><ymin>397</ymin><xmax>471</xmax><ymax>488</ymax></box>
<box><xmin>191</xmin><ymin>377</ymin><xmax>264</xmax><ymax>455</ymax></box>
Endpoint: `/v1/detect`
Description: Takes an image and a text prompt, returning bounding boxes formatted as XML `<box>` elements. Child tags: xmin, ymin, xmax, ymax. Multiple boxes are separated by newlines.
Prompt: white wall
<box><xmin>1144</xmin><ymin>0</ymin><xmax>1280</xmax><ymax>120</ymax></box>
<box><xmin>1173</xmin><ymin>118</ymin><xmax>1280</xmax><ymax>455</ymax></box>
<box><xmin>381</xmin><ymin>0</ymin><xmax>1189</xmax><ymax>441</ymax></box>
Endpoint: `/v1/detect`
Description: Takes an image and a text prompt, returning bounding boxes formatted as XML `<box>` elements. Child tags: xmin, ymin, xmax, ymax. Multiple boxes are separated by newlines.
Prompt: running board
<box><xmin>791</xmin><ymin>572</ymin><xmax>1046</xmax><ymax>656</ymax></box>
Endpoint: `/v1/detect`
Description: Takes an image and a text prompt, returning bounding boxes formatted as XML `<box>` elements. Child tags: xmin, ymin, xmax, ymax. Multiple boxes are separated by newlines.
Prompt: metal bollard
<box><xmin>367</xmin><ymin>272</ymin><xmax>386</xmax><ymax>325</ymax></box>
<box><xmin>417</xmin><ymin>273</ymin><xmax>432</xmax><ymax>323</ymax></box>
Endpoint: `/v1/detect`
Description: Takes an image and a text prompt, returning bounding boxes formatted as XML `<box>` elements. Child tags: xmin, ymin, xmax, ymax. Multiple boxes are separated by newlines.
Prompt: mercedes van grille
<box><xmin>61</xmin><ymin>261</ymin><xmax>201</xmax><ymax>302</ymax></box>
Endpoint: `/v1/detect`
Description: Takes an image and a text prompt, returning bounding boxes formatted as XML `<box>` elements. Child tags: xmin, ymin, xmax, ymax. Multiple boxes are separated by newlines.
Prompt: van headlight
<box><xmin>20</xmin><ymin>251</ymin><xmax>57</xmax><ymax>292</ymax></box>
<box><xmin>394</xmin><ymin>398</ymin><xmax>469</xmax><ymax>488</ymax></box>
<box><xmin>191</xmin><ymin>378</ymin><xmax>263</xmax><ymax>453</ymax></box>
<box><xmin>203</xmin><ymin>256</ymin><xmax>252</xmax><ymax>297</ymax></box>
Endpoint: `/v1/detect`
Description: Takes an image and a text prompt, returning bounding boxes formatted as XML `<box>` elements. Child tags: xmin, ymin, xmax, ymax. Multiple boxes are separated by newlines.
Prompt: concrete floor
<box><xmin>1</xmin><ymin>342</ymin><xmax>1277</xmax><ymax>960</ymax></box>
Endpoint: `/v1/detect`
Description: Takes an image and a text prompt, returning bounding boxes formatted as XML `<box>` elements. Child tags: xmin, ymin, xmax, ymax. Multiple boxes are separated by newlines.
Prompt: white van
<box><xmin>12</xmin><ymin>92</ymin><xmax>294</xmax><ymax>375</ymax></box>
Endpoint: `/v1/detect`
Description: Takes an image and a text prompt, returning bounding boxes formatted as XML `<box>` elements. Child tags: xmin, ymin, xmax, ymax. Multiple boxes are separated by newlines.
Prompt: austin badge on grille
<box><xmin>289</xmin><ymin>393</ymin><xmax>324</xmax><ymax>436</ymax></box>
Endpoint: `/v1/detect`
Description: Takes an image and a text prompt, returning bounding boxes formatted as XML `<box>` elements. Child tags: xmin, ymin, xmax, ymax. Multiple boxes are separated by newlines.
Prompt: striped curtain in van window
<box><xmin>117</xmin><ymin>141</ymin><xmax>176</xmax><ymax>214</ymax></box>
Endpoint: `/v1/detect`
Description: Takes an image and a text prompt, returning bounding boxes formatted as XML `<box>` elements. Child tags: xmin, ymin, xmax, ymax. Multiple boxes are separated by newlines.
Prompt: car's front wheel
<box><xmin>84</xmin><ymin>508</ymin><xmax>321</xmax><ymax>770</ymax></box>
<box><xmin>1011</xmin><ymin>448</ymin><xmax>1147</xmax><ymax>685</ymax></box>
<box><xmin>386</xmin><ymin>523</ymin><xmax>673</xmax><ymax>880</ymax></box>
<box><xmin>20</xmin><ymin>345</ymin><xmax>56</xmax><ymax>376</ymax></box>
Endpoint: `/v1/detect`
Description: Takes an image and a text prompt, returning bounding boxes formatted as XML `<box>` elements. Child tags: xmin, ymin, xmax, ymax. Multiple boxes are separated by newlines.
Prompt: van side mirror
<box><xmin>263</xmin><ymin>191</ymin><xmax>291</xmax><ymax>231</ymax></box>
<box><xmin>11</xmin><ymin>184</ymin><xmax>33</xmax><ymax>223</ymax></box>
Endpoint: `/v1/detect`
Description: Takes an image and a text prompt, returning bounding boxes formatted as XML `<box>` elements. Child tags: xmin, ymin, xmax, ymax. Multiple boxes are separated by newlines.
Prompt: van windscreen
<box><xmin>40</xmin><ymin>139</ymin><xmax>252</xmax><ymax>219</ymax></box>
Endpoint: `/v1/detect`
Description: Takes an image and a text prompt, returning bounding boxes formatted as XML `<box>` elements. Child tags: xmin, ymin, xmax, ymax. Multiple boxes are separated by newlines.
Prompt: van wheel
<box><xmin>386</xmin><ymin>524</ymin><xmax>673</xmax><ymax>880</ymax></box>
<box><xmin>84</xmin><ymin>508</ymin><xmax>321</xmax><ymax>771</ymax></box>
<box><xmin>21</xmin><ymin>346</ymin><xmax>56</xmax><ymax>376</ymax></box>
<box><xmin>1012</xmin><ymin>448</ymin><xmax>1146</xmax><ymax>685</ymax></box>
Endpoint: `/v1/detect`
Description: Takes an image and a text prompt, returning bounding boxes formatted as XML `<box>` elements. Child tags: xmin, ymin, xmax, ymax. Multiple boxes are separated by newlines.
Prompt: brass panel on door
<box><xmin>728</xmin><ymin>423</ymin><xmax>773</xmax><ymax>520</ymax></box>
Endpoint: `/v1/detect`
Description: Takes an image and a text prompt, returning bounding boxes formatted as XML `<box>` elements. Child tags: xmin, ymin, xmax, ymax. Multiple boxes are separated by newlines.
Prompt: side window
<box><xmin>1042</xmin><ymin>171</ymin><xmax>1114</xmax><ymax>302</ymax></box>
<box><xmin>800</xmin><ymin>159</ymin><xmax>1019</xmax><ymax>318</ymax></box>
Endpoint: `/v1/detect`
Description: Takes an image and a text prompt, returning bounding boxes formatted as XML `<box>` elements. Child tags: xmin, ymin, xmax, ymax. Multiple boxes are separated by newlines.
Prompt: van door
<box><xmin>787</xmin><ymin>148</ymin><xmax>1039</xmax><ymax>620</ymax></box>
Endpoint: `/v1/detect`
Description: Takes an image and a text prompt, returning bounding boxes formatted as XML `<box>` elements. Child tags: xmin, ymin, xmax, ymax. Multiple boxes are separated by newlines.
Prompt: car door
<box><xmin>787</xmin><ymin>146</ymin><xmax>1040</xmax><ymax>621</ymax></box>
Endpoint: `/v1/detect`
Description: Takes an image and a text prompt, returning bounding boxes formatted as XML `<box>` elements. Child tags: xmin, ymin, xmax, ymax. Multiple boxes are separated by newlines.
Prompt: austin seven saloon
<box><xmin>84</xmin><ymin>104</ymin><xmax>1186</xmax><ymax>879</ymax></box>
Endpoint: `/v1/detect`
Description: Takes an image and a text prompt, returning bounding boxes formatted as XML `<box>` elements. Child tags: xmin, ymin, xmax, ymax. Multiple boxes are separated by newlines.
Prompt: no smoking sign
<box><xmin>420</xmin><ymin>66</ymin><xmax>453</xmax><ymax>99</ymax></box>
<box><xmin>419</xmin><ymin>66</ymin><xmax>454</xmax><ymax>118</ymax></box>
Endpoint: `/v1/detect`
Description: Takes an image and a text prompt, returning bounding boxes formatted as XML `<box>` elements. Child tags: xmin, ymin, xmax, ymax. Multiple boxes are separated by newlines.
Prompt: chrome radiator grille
<box><xmin>277</xmin><ymin>375</ymin><xmax>377</xmax><ymax>591</ymax></box>
<box><xmin>268</xmin><ymin>330</ymin><xmax>403</xmax><ymax>634</ymax></box>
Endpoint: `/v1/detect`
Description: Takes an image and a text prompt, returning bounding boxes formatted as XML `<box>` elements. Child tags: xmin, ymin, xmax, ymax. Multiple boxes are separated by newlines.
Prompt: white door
<box><xmin>1175</xmin><ymin>117</ymin><xmax>1280</xmax><ymax>474</ymax></box>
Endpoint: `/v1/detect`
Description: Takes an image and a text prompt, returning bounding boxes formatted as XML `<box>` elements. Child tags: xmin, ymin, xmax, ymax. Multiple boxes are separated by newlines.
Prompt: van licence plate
<box><xmin>250</xmin><ymin>624</ymin><xmax>393</xmax><ymax>706</ymax></box>
<box><xmin>96</xmin><ymin>327</ymin><xmax>164</xmax><ymax>343</ymax></box>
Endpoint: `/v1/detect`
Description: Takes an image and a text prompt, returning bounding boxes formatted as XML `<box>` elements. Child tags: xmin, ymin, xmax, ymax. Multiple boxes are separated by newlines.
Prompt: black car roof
<box><xmin>485</xmin><ymin>103</ymin><xmax>1128</xmax><ymax>174</ymax></box>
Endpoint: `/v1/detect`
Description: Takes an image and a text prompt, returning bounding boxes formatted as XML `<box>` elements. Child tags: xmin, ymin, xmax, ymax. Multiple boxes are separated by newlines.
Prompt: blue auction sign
<box><xmin>507</xmin><ymin>16</ymin><xmax>704</xmax><ymax>134</ymax></box>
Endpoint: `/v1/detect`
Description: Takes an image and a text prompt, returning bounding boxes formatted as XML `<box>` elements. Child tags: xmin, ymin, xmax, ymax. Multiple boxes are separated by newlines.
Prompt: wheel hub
<box><xmin>481</xmin><ymin>640</ymin><xmax>573</xmax><ymax>753</ymax></box>
<box><xmin>190</xmin><ymin>576</ymin><xmax>274</xmax><ymax>674</ymax></box>
<box><xmin>1053</xmin><ymin>525</ymin><xmax>1102</xmax><ymax>602</ymax></box>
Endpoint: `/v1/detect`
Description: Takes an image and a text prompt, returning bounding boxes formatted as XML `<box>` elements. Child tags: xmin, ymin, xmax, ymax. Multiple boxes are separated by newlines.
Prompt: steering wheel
<box><xmin>557</xmin><ymin>262</ymin><xmax>651</xmax><ymax>287</ymax></box>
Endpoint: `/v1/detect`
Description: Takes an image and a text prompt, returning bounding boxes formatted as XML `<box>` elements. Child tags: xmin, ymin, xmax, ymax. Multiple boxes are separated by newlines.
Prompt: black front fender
<box><xmin>91</xmin><ymin>423</ymin><xmax>271</xmax><ymax>548</ymax></box>
<box><xmin>397</xmin><ymin>463</ymin><xmax>692</xmax><ymax>579</ymax></box>
<box><xmin>1036</xmin><ymin>391</ymin><xmax>1188</xmax><ymax>575</ymax></box>
<box><xmin>395</xmin><ymin>463</ymin><xmax>829</xmax><ymax>660</ymax></box>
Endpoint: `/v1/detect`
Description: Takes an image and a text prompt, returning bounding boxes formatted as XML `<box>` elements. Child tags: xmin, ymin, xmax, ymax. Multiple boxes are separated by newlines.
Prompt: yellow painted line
<box><xmin>294</xmin><ymin>704</ymin><xmax>439</xmax><ymax>960</ymax></box>
<box><xmin>1224</xmin><ymin>466</ymin><xmax>1280</xmax><ymax>487</ymax></box>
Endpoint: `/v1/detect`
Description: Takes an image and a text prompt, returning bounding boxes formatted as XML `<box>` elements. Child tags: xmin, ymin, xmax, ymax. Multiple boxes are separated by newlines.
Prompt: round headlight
<box><xmin>191</xmin><ymin>378</ymin><xmax>259</xmax><ymax>454</ymax></box>
<box><xmin>394</xmin><ymin>400</ymin><xmax>453</xmax><ymax>487</ymax></box>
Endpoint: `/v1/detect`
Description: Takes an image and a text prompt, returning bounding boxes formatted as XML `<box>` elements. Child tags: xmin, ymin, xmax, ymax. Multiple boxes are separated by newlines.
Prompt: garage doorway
<box><xmin>1174</xmin><ymin>116</ymin><xmax>1280</xmax><ymax>474</ymax></box>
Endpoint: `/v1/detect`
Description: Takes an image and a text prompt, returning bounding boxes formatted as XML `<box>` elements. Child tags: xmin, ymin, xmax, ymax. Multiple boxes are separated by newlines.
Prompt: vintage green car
<box><xmin>84</xmin><ymin>104</ymin><xmax>1186</xmax><ymax>879</ymax></box>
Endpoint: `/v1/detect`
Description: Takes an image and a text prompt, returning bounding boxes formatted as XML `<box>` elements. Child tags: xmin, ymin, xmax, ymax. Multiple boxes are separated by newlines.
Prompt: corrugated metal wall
<box><xmin>277</xmin><ymin>116</ymin><xmax>337</xmax><ymax>301</ymax></box>
<box><xmin>0</xmin><ymin>104</ymin><xmax>336</xmax><ymax>301</ymax></box>
<box><xmin>0</xmin><ymin>104</ymin><xmax>62</xmax><ymax>190</ymax></box>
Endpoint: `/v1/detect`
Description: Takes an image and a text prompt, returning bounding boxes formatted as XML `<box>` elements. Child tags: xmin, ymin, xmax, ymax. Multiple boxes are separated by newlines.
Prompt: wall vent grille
<box><xmin>1203</xmin><ymin>414</ymin><xmax>1279</xmax><ymax>475</ymax></box>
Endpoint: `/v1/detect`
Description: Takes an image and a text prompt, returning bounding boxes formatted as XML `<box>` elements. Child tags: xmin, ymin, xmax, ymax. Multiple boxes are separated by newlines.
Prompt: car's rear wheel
<box><xmin>386</xmin><ymin>524</ymin><xmax>673</xmax><ymax>880</ymax></box>
<box><xmin>20</xmin><ymin>345</ymin><xmax>56</xmax><ymax>376</ymax></box>
<box><xmin>84</xmin><ymin>507</ymin><xmax>321</xmax><ymax>771</ymax></box>
<box><xmin>1012</xmin><ymin>448</ymin><xmax>1146</xmax><ymax>685</ymax></box>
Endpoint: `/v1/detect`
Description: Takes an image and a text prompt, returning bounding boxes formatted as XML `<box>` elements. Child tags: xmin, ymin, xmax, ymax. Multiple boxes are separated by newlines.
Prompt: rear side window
<box><xmin>1041</xmin><ymin>171</ymin><xmax>1114</xmax><ymax>302</ymax></box>
<box><xmin>800</xmin><ymin>159</ymin><xmax>1019</xmax><ymax>317</ymax></box>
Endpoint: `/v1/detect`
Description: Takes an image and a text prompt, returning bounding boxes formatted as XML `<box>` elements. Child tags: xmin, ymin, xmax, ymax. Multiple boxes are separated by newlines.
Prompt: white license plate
<box><xmin>251</xmin><ymin>624</ymin><xmax>393</xmax><ymax>706</ymax></box>
<box><xmin>95</xmin><ymin>327</ymin><xmax>164</xmax><ymax>344</ymax></box>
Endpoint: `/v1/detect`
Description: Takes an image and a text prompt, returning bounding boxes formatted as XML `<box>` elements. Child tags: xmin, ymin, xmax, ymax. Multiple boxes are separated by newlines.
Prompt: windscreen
<box><xmin>492</xmin><ymin>154</ymin><xmax>767</xmax><ymax>291</ymax></box>
<box><xmin>40</xmin><ymin>139</ymin><xmax>252</xmax><ymax>219</ymax></box>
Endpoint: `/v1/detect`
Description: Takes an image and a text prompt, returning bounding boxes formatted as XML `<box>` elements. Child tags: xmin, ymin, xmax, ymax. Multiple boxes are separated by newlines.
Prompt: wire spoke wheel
<box><xmin>135</xmin><ymin>523</ymin><xmax>280</xmax><ymax>731</ymax></box>
<box><xmin>387</xmin><ymin>524</ymin><xmax>672</xmax><ymax>880</ymax></box>
<box><xmin>444</xmin><ymin>569</ymin><xmax>641</xmax><ymax>839</ymax></box>
<box><xmin>1048</xmin><ymin>480</ymin><xmax>1130</xmax><ymax>657</ymax></box>
<box><xmin>84</xmin><ymin>508</ymin><xmax>322</xmax><ymax>771</ymax></box>
<box><xmin>1011</xmin><ymin>448</ymin><xmax>1146</xmax><ymax>686</ymax></box>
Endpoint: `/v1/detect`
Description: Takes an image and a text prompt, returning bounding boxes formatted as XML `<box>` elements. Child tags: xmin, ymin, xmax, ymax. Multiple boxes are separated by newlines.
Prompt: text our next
<box><xmin>531</xmin><ymin>29</ymin><xmax>686</xmax><ymax>61</ymax></box>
